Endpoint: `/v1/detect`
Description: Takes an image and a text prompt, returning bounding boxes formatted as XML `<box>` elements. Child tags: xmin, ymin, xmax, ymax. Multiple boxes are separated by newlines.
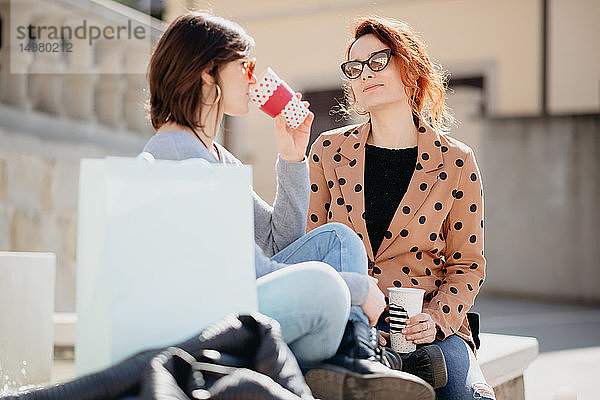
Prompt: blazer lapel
<box><xmin>376</xmin><ymin>121</ymin><xmax>444</xmax><ymax>260</ymax></box>
<box><xmin>333</xmin><ymin>122</ymin><xmax>375</xmax><ymax>261</ymax></box>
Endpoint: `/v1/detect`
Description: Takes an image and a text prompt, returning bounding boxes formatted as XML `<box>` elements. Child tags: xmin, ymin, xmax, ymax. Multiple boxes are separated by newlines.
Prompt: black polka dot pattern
<box><xmin>305</xmin><ymin>128</ymin><xmax>485</xmax><ymax>343</ymax></box>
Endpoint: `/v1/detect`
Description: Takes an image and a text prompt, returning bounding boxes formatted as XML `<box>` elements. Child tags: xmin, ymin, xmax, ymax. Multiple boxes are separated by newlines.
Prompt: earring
<box><xmin>210</xmin><ymin>84</ymin><xmax>221</xmax><ymax>106</ymax></box>
<box><xmin>353</xmin><ymin>101</ymin><xmax>369</xmax><ymax>116</ymax></box>
<box><xmin>350</xmin><ymin>89</ymin><xmax>369</xmax><ymax>116</ymax></box>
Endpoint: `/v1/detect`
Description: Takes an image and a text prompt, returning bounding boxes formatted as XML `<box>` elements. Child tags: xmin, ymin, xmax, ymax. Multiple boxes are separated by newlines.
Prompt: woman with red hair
<box><xmin>306</xmin><ymin>16</ymin><xmax>495</xmax><ymax>400</ymax></box>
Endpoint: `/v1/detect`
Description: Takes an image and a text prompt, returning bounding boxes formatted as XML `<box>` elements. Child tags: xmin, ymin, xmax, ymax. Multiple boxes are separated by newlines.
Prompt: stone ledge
<box><xmin>53</xmin><ymin>313</ymin><xmax>77</xmax><ymax>348</ymax></box>
<box><xmin>478</xmin><ymin>333</ymin><xmax>539</xmax><ymax>389</ymax></box>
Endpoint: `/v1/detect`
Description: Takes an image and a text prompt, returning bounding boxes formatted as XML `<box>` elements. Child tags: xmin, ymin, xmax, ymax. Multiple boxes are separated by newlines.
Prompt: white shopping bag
<box><xmin>75</xmin><ymin>156</ymin><xmax>257</xmax><ymax>376</ymax></box>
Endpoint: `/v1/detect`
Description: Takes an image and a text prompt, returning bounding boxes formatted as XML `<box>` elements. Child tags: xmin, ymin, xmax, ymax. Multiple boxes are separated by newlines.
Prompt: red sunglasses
<box><xmin>242</xmin><ymin>59</ymin><xmax>256</xmax><ymax>79</ymax></box>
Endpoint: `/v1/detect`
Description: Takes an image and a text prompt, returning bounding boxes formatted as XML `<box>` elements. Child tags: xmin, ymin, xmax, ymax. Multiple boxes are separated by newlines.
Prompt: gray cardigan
<box><xmin>142</xmin><ymin>131</ymin><xmax>367</xmax><ymax>306</ymax></box>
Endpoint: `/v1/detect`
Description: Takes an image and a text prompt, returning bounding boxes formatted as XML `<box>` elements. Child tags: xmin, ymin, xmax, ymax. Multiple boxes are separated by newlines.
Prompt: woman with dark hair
<box><xmin>141</xmin><ymin>12</ymin><xmax>434</xmax><ymax>399</ymax></box>
<box><xmin>307</xmin><ymin>16</ymin><xmax>495</xmax><ymax>400</ymax></box>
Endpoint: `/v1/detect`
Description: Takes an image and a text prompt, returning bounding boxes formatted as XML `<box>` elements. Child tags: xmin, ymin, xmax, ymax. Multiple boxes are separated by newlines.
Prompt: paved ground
<box><xmin>472</xmin><ymin>294</ymin><xmax>600</xmax><ymax>400</ymax></box>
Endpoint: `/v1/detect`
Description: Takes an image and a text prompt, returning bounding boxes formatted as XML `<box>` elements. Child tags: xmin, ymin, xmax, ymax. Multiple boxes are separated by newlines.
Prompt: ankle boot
<box><xmin>398</xmin><ymin>344</ymin><xmax>448</xmax><ymax>389</ymax></box>
<box><xmin>304</xmin><ymin>320</ymin><xmax>435</xmax><ymax>400</ymax></box>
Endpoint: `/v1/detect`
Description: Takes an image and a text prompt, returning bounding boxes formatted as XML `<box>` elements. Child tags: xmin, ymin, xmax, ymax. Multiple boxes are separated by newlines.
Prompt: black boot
<box><xmin>398</xmin><ymin>344</ymin><xmax>448</xmax><ymax>389</ymax></box>
<box><xmin>305</xmin><ymin>321</ymin><xmax>435</xmax><ymax>400</ymax></box>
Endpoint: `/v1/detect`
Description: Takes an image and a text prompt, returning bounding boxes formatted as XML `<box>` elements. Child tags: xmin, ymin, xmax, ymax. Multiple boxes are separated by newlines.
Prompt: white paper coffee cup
<box><xmin>388</xmin><ymin>287</ymin><xmax>425</xmax><ymax>353</ymax></box>
<box><xmin>249</xmin><ymin>67</ymin><xmax>309</xmax><ymax>129</ymax></box>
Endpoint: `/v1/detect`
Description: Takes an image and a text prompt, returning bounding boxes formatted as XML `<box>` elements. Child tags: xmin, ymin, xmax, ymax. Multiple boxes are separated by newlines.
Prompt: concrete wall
<box><xmin>481</xmin><ymin>115</ymin><xmax>599</xmax><ymax>302</ymax></box>
<box><xmin>548</xmin><ymin>0</ymin><xmax>600</xmax><ymax>114</ymax></box>
<box><xmin>0</xmin><ymin>119</ymin><xmax>145</xmax><ymax>312</ymax></box>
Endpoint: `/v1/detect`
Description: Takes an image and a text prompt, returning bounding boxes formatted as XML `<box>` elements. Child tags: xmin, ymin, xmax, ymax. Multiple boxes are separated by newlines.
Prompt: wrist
<box><xmin>279</xmin><ymin>153</ymin><xmax>305</xmax><ymax>163</ymax></box>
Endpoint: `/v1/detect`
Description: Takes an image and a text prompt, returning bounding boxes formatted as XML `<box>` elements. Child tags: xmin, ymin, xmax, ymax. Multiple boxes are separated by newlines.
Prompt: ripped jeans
<box><xmin>433</xmin><ymin>335</ymin><xmax>496</xmax><ymax>400</ymax></box>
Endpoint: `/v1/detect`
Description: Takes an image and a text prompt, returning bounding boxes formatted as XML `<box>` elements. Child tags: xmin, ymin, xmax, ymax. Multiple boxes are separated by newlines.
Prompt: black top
<box><xmin>364</xmin><ymin>144</ymin><xmax>418</xmax><ymax>255</ymax></box>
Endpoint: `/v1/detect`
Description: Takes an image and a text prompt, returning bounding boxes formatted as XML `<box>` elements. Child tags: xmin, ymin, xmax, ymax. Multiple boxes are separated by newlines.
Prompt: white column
<box><xmin>0</xmin><ymin>252</ymin><xmax>56</xmax><ymax>386</ymax></box>
<box><xmin>94</xmin><ymin>40</ymin><xmax>125</xmax><ymax>127</ymax></box>
<box><xmin>62</xmin><ymin>17</ymin><xmax>97</xmax><ymax>121</ymax></box>
<box><xmin>0</xmin><ymin>0</ymin><xmax>34</xmax><ymax>108</ymax></box>
<box><xmin>28</xmin><ymin>15</ymin><xmax>66</xmax><ymax>115</ymax></box>
<box><xmin>124</xmin><ymin>44</ymin><xmax>151</xmax><ymax>134</ymax></box>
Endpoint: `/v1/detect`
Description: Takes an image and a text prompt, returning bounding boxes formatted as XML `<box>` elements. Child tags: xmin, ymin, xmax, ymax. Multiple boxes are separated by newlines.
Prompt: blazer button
<box><xmin>368</xmin><ymin>260</ymin><xmax>375</xmax><ymax>269</ymax></box>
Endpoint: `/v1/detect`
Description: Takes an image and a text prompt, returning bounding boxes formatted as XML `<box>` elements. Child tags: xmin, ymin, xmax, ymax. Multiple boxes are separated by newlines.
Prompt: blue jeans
<box><xmin>377</xmin><ymin>318</ymin><xmax>495</xmax><ymax>400</ymax></box>
<box><xmin>434</xmin><ymin>335</ymin><xmax>496</xmax><ymax>400</ymax></box>
<box><xmin>257</xmin><ymin>223</ymin><xmax>369</xmax><ymax>368</ymax></box>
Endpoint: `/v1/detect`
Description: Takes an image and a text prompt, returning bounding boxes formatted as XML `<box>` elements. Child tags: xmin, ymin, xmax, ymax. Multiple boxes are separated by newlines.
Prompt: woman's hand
<box><xmin>378</xmin><ymin>329</ymin><xmax>390</xmax><ymax>346</ymax></box>
<box><xmin>361</xmin><ymin>276</ymin><xmax>386</xmax><ymax>327</ymax></box>
<box><xmin>403</xmin><ymin>312</ymin><xmax>437</xmax><ymax>344</ymax></box>
<box><xmin>274</xmin><ymin>92</ymin><xmax>314</xmax><ymax>162</ymax></box>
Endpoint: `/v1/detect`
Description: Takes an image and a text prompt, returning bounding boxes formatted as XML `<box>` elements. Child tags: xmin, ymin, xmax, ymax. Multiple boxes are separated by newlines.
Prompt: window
<box><xmin>303</xmin><ymin>88</ymin><xmax>358</xmax><ymax>155</ymax></box>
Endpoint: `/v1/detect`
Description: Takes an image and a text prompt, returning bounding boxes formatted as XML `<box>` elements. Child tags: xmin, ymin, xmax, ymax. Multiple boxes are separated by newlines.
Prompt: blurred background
<box><xmin>0</xmin><ymin>0</ymin><xmax>598</xmax><ymax>398</ymax></box>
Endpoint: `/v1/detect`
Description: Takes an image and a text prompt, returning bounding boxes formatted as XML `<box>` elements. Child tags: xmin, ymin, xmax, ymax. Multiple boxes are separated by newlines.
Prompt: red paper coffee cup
<box><xmin>249</xmin><ymin>67</ymin><xmax>309</xmax><ymax>129</ymax></box>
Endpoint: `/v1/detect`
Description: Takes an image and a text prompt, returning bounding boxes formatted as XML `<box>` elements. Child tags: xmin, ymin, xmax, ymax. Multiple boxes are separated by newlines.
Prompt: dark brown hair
<box><xmin>147</xmin><ymin>12</ymin><xmax>254</xmax><ymax>137</ymax></box>
<box><xmin>343</xmin><ymin>16</ymin><xmax>453</xmax><ymax>132</ymax></box>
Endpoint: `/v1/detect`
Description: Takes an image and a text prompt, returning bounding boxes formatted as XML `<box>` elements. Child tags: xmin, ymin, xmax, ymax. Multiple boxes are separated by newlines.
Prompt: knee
<box><xmin>318</xmin><ymin>222</ymin><xmax>366</xmax><ymax>258</ymax></box>
<box><xmin>323</xmin><ymin>222</ymin><xmax>362</xmax><ymax>243</ymax></box>
<box><xmin>291</xmin><ymin>261</ymin><xmax>351</xmax><ymax>314</ymax></box>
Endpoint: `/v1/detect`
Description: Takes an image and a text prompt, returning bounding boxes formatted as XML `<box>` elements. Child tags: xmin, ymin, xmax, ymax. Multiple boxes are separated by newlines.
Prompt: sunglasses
<box><xmin>242</xmin><ymin>59</ymin><xmax>256</xmax><ymax>79</ymax></box>
<box><xmin>340</xmin><ymin>49</ymin><xmax>392</xmax><ymax>79</ymax></box>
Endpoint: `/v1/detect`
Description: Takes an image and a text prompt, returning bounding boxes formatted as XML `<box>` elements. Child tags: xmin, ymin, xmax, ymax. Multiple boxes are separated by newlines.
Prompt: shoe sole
<box><xmin>421</xmin><ymin>345</ymin><xmax>448</xmax><ymax>389</ymax></box>
<box><xmin>305</xmin><ymin>364</ymin><xmax>435</xmax><ymax>400</ymax></box>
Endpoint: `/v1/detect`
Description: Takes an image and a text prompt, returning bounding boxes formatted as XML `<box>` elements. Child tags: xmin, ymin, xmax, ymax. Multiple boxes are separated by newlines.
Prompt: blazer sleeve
<box><xmin>306</xmin><ymin>137</ymin><xmax>331</xmax><ymax>232</ymax></box>
<box><xmin>423</xmin><ymin>149</ymin><xmax>486</xmax><ymax>339</ymax></box>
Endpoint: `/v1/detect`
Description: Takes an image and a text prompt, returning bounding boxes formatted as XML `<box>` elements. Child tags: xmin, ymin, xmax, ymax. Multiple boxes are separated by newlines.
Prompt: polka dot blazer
<box><xmin>307</xmin><ymin>120</ymin><xmax>485</xmax><ymax>348</ymax></box>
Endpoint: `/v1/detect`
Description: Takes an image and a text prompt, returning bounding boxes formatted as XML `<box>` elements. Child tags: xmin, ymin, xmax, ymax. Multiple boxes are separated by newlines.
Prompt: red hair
<box><xmin>344</xmin><ymin>16</ymin><xmax>454</xmax><ymax>132</ymax></box>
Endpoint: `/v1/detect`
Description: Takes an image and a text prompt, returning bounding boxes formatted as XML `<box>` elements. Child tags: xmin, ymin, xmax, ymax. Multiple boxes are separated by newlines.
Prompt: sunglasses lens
<box><xmin>343</xmin><ymin>62</ymin><xmax>363</xmax><ymax>79</ymax></box>
<box><xmin>369</xmin><ymin>52</ymin><xmax>389</xmax><ymax>71</ymax></box>
<box><xmin>244</xmin><ymin>60</ymin><xmax>256</xmax><ymax>79</ymax></box>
